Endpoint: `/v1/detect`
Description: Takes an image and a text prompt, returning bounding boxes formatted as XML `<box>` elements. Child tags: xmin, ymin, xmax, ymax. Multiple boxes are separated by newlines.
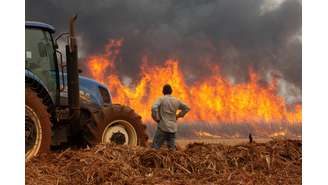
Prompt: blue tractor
<box><xmin>25</xmin><ymin>16</ymin><xmax>148</xmax><ymax>160</ymax></box>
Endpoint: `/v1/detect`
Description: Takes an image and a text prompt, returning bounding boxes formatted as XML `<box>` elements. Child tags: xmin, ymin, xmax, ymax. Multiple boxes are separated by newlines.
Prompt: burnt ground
<box><xmin>26</xmin><ymin>139</ymin><xmax>301</xmax><ymax>185</ymax></box>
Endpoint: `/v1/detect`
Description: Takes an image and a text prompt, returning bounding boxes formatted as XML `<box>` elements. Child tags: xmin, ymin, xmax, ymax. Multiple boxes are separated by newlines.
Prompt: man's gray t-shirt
<box><xmin>151</xmin><ymin>95</ymin><xmax>190</xmax><ymax>133</ymax></box>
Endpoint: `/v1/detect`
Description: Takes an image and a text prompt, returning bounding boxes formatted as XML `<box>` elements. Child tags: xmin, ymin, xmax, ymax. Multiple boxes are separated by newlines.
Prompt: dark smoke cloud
<box><xmin>26</xmin><ymin>0</ymin><xmax>302</xmax><ymax>89</ymax></box>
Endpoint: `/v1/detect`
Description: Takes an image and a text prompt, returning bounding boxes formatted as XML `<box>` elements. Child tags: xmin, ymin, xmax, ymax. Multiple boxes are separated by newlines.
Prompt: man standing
<box><xmin>151</xmin><ymin>84</ymin><xmax>190</xmax><ymax>150</ymax></box>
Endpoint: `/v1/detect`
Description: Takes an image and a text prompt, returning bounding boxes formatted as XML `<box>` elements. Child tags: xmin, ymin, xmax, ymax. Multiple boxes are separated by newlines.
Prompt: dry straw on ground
<box><xmin>26</xmin><ymin>139</ymin><xmax>301</xmax><ymax>185</ymax></box>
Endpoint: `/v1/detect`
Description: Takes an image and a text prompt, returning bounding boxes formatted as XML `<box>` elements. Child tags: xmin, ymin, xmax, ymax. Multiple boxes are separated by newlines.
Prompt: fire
<box><xmin>194</xmin><ymin>131</ymin><xmax>221</xmax><ymax>139</ymax></box>
<box><xmin>86</xmin><ymin>40</ymin><xmax>302</xmax><ymax>125</ymax></box>
<box><xmin>86</xmin><ymin>39</ymin><xmax>123</xmax><ymax>82</ymax></box>
<box><xmin>269</xmin><ymin>131</ymin><xmax>287</xmax><ymax>138</ymax></box>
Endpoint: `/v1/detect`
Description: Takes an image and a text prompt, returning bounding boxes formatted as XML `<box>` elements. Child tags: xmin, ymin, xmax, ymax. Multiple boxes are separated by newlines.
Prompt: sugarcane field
<box><xmin>19</xmin><ymin>0</ymin><xmax>308</xmax><ymax>184</ymax></box>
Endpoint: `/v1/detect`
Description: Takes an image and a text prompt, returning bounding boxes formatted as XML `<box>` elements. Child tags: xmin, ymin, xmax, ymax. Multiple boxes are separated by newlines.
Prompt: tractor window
<box><xmin>26</xmin><ymin>28</ymin><xmax>57</xmax><ymax>100</ymax></box>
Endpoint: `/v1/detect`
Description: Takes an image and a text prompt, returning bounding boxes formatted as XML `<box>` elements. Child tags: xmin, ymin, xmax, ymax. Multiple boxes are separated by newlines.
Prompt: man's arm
<box><xmin>176</xmin><ymin>101</ymin><xmax>190</xmax><ymax>119</ymax></box>
<box><xmin>151</xmin><ymin>97</ymin><xmax>162</xmax><ymax>122</ymax></box>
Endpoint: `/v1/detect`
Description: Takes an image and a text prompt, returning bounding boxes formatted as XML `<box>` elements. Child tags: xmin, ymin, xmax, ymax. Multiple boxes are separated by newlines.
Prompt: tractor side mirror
<box><xmin>54</xmin><ymin>32</ymin><xmax>69</xmax><ymax>51</ymax></box>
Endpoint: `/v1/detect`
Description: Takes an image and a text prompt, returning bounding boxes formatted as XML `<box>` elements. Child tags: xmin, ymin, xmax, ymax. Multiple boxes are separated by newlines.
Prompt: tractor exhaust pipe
<box><xmin>66</xmin><ymin>15</ymin><xmax>80</xmax><ymax>130</ymax></box>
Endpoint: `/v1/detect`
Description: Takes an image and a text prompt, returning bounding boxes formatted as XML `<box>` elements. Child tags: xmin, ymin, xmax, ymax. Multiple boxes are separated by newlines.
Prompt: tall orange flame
<box><xmin>86</xmin><ymin>40</ymin><xmax>302</xmax><ymax>125</ymax></box>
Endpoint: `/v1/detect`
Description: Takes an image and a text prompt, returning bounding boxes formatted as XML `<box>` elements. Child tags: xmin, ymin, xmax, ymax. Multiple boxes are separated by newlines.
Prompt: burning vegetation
<box><xmin>86</xmin><ymin>39</ymin><xmax>301</xmax><ymax>138</ymax></box>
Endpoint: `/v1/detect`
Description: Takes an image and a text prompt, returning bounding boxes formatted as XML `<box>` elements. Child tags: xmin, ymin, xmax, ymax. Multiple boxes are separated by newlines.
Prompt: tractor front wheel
<box><xmin>82</xmin><ymin>104</ymin><xmax>148</xmax><ymax>147</ymax></box>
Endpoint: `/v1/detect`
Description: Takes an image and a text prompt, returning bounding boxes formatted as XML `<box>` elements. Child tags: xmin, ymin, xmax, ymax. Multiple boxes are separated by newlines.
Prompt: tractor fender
<box><xmin>25</xmin><ymin>69</ymin><xmax>56</xmax><ymax>123</ymax></box>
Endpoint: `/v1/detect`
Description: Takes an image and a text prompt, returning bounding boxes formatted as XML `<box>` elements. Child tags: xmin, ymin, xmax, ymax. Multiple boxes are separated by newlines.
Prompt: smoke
<box><xmin>26</xmin><ymin>0</ymin><xmax>302</xmax><ymax>99</ymax></box>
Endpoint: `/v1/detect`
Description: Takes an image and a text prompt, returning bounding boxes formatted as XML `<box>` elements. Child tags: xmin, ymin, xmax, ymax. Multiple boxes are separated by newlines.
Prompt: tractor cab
<box><xmin>25</xmin><ymin>21</ymin><xmax>59</xmax><ymax>105</ymax></box>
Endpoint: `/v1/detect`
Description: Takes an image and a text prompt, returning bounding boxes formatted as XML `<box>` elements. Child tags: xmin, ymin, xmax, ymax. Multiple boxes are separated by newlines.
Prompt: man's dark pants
<box><xmin>152</xmin><ymin>128</ymin><xmax>176</xmax><ymax>150</ymax></box>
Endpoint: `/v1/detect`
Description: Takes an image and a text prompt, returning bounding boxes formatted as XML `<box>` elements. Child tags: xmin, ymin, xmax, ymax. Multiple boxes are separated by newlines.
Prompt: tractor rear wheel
<box><xmin>82</xmin><ymin>104</ymin><xmax>148</xmax><ymax>146</ymax></box>
<box><xmin>25</xmin><ymin>87</ymin><xmax>52</xmax><ymax>160</ymax></box>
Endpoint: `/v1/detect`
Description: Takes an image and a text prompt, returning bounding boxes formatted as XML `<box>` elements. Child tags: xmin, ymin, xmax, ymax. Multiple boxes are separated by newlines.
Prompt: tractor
<box><xmin>25</xmin><ymin>16</ymin><xmax>148</xmax><ymax>160</ymax></box>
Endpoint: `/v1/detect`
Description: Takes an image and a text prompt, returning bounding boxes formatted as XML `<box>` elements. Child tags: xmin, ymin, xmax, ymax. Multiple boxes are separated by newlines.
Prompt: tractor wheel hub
<box><xmin>110</xmin><ymin>131</ymin><xmax>126</xmax><ymax>145</ymax></box>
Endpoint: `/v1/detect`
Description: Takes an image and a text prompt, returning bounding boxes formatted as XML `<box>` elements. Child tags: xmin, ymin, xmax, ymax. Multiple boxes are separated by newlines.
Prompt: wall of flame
<box><xmin>86</xmin><ymin>40</ymin><xmax>301</xmax><ymax>125</ymax></box>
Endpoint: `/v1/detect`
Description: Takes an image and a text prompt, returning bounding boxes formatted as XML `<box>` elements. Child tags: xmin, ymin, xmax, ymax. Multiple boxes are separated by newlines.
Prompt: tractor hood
<box><xmin>60</xmin><ymin>74</ymin><xmax>112</xmax><ymax>107</ymax></box>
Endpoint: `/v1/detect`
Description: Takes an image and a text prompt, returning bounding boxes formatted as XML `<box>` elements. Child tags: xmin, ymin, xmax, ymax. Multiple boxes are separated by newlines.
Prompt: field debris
<box><xmin>26</xmin><ymin>139</ymin><xmax>301</xmax><ymax>185</ymax></box>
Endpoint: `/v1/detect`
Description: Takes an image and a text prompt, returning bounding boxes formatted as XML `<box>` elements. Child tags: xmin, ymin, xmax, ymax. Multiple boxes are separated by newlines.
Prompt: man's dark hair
<box><xmin>162</xmin><ymin>84</ymin><xmax>172</xmax><ymax>95</ymax></box>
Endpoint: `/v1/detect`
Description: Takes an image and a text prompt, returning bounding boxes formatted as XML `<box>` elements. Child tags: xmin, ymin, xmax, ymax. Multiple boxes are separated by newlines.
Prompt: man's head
<box><xmin>162</xmin><ymin>84</ymin><xmax>172</xmax><ymax>95</ymax></box>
